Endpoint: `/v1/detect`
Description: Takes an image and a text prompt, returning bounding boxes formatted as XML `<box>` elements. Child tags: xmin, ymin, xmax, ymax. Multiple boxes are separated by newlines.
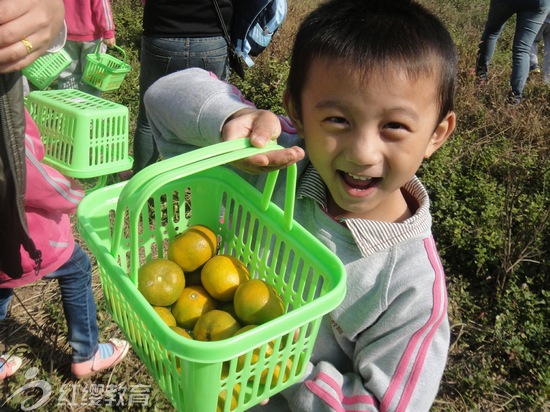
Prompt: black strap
<box><xmin>212</xmin><ymin>0</ymin><xmax>245</xmax><ymax>78</ymax></box>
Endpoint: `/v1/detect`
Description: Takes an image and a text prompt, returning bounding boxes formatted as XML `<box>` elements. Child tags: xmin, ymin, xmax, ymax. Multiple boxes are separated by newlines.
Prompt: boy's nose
<box><xmin>345</xmin><ymin>131</ymin><xmax>382</xmax><ymax>166</ymax></box>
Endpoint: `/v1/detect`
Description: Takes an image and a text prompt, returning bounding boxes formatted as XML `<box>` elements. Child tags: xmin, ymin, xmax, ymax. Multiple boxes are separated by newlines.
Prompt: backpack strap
<box><xmin>211</xmin><ymin>0</ymin><xmax>245</xmax><ymax>79</ymax></box>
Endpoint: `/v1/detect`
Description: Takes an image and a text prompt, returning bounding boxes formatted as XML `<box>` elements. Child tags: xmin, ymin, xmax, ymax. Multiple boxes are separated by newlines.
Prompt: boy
<box><xmin>144</xmin><ymin>0</ymin><xmax>456</xmax><ymax>410</ymax></box>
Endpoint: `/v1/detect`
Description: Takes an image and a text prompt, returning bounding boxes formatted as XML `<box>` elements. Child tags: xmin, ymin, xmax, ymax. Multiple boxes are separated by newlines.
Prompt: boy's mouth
<box><xmin>340</xmin><ymin>171</ymin><xmax>381</xmax><ymax>190</ymax></box>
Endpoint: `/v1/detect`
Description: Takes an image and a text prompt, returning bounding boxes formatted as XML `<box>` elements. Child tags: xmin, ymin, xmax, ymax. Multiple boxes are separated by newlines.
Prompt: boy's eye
<box><xmin>325</xmin><ymin>116</ymin><xmax>348</xmax><ymax>125</ymax></box>
<box><xmin>385</xmin><ymin>122</ymin><xmax>406</xmax><ymax>130</ymax></box>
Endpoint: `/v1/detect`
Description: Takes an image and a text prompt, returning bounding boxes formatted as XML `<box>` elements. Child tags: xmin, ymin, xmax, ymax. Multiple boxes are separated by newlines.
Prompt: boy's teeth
<box><xmin>347</xmin><ymin>172</ymin><xmax>369</xmax><ymax>181</ymax></box>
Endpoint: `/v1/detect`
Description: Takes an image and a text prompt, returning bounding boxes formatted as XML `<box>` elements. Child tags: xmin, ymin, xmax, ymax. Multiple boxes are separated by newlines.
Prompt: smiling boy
<box><xmin>144</xmin><ymin>0</ymin><xmax>457</xmax><ymax>410</ymax></box>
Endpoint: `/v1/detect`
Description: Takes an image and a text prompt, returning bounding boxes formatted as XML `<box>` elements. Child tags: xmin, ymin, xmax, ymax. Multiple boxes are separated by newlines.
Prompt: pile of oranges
<box><xmin>137</xmin><ymin>224</ymin><xmax>293</xmax><ymax>411</ymax></box>
<box><xmin>137</xmin><ymin>224</ymin><xmax>286</xmax><ymax>342</ymax></box>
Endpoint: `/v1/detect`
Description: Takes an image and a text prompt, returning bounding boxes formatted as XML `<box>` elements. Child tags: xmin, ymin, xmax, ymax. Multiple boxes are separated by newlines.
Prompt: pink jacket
<box><xmin>64</xmin><ymin>0</ymin><xmax>115</xmax><ymax>42</ymax></box>
<box><xmin>0</xmin><ymin>111</ymin><xmax>84</xmax><ymax>288</ymax></box>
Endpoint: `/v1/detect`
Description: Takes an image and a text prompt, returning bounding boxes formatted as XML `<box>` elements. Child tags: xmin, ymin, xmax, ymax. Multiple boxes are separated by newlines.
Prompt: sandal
<box><xmin>0</xmin><ymin>354</ymin><xmax>23</xmax><ymax>380</ymax></box>
<box><xmin>71</xmin><ymin>338</ymin><xmax>129</xmax><ymax>379</ymax></box>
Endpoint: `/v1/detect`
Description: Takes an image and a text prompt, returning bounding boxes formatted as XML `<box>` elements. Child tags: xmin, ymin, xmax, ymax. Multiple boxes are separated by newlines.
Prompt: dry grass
<box><xmin>0</xmin><ymin>233</ymin><xmax>171</xmax><ymax>411</ymax></box>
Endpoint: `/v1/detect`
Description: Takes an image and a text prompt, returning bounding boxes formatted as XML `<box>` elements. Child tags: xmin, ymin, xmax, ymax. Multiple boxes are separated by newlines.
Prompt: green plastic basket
<box><xmin>25</xmin><ymin>89</ymin><xmax>132</xmax><ymax>179</ymax></box>
<box><xmin>76</xmin><ymin>139</ymin><xmax>346</xmax><ymax>412</ymax></box>
<box><xmin>22</xmin><ymin>49</ymin><xmax>72</xmax><ymax>90</ymax></box>
<box><xmin>82</xmin><ymin>44</ymin><xmax>131</xmax><ymax>91</ymax></box>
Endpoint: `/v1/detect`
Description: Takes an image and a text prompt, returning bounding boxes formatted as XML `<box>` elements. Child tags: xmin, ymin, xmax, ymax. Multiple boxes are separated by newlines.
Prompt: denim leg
<box><xmin>476</xmin><ymin>0</ymin><xmax>516</xmax><ymax>74</ymax></box>
<box><xmin>133</xmin><ymin>35</ymin><xmax>229</xmax><ymax>173</ymax></box>
<box><xmin>510</xmin><ymin>3</ymin><xmax>550</xmax><ymax>95</ymax></box>
<box><xmin>530</xmin><ymin>41</ymin><xmax>540</xmax><ymax>67</ymax></box>
<box><xmin>543</xmin><ymin>23</ymin><xmax>550</xmax><ymax>82</ymax></box>
<box><xmin>44</xmin><ymin>244</ymin><xmax>98</xmax><ymax>363</ymax></box>
<box><xmin>0</xmin><ymin>288</ymin><xmax>14</xmax><ymax>320</ymax></box>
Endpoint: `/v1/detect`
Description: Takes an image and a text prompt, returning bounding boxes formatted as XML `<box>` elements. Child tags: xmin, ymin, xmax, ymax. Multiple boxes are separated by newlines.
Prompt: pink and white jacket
<box><xmin>0</xmin><ymin>111</ymin><xmax>84</xmax><ymax>288</ymax></box>
<box><xmin>64</xmin><ymin>0</ymin><xmax>115</xmax><ymax>42</ymax></box>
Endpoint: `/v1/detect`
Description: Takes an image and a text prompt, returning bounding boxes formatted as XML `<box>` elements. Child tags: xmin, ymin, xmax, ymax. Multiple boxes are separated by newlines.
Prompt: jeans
<box><xmin>530</xmin><ymin>20</ymin><xmax>550</xmax><ymax>83</ymax></box>
<box><xmin>476</xmin><ymin>0</ymin><xmax>550</xmax><ymax>96</ymax></box>
<box><xmin>0</xmin><ymin>244</ymin><xmax>99</xmax><ymax>363</ymax></box>
<box><xmin>133</xmin><ymin>35</ymin><xmax>230</xmax><ymax>173</ymax></box>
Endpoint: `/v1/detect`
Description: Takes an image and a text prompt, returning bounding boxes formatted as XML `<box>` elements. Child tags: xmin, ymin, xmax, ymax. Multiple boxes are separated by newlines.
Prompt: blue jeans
<box><xmin>0</xmin><ymin>244</ymin><xmax>98</xmax><ymax>363</ymax></box>
<box><xmin>530</xmin><ymin>20</ymin><xmax>550</xmax><ymax>83</ymax></box>
<box><xmin>476</xmin><ymin>0</ymin><xmax>550</xmax><ymax>96</ymax></box>
<box><xmin>132</xmin><ymin>35</ymin><xmax>230</xmax><ymax>173</ymax></box>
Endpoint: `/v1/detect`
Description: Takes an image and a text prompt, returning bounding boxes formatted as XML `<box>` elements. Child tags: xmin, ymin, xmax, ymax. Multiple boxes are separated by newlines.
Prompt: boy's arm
<box><xmin>144</xmin><ymin>68</ymin><xmax>304</xmax><ymax>172</ymax></box>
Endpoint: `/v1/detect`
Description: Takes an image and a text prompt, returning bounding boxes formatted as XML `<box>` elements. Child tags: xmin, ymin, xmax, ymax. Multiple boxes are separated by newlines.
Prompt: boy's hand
<box><xmin>222</xmin><ymin>108</ymin><xmax>305</xmax><ymax>174</ymax></box>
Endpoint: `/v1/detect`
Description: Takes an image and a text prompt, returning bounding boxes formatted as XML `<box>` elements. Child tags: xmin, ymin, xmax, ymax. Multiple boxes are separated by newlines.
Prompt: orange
<box><xmin>171</xmin><ymin>285</ymin><xmax>217</xmax><ymax>329</ymax></box>
<box><xmin>138</xmin><ymin>258</ymin><xmax>185</xmax><ymax>306</ymax></box>
<box><xmin>265</xmin><ymin>358</ymin><xmax>293</xmax><ymax>387</ymax></box>
<box><xmin>217</xmin><ymin>383</ymin><xmax>240</xmax><ymax>412</ymax></box>
<box><xmin>153</xmin><ymin>306</ymin><xmax>177</xmax><ymax>327</ymax></box>
<box><xmin>233</xmin><ymin>279</ymin><xmax>285</xmax><ymax>325</ymax></box>
<box><xmin>170</xmin><ymin>326</ymin><xmax>193</xmax><ymax>339</ymax></box>
<box><xmin>233</xmin><ymin>325</ymin><xmax>276</xmax><ymax>383</ymax></box>
<box><xmin>169</xmin><ymin>326</ymin><xmax>192</xmax><ymax>372</ymax></box>
<box><xmin>233</xmin><ymin>324</ymin><xmax>258</xmax><ymax>336</ymax></box>
<box><xmin>193</xmin><ymin>310</ymin><xmax>242</xmax><ymax>341</ymax></box>
<box><xmin>201</xmin><ymin>255</ymin><xmax>250</xmax><ymax>302</ymax></box>
<box><xmin>167</xmin><ymin>225</ymin><xmax>218</xmax><ymax>272</ymax></box>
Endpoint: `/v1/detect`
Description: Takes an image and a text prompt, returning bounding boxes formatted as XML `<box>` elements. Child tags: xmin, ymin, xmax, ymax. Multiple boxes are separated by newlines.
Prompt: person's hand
<box><xmin>222</xmin><ymin>108</ymin><xmax>305</xmax><ymax>174</ymax></box>
<box><xmin>0</xmin><ymin>0</ymin><xmax>65</xmax><ymax>73</ymax></box>
<box><xmin>103</xmin><ymin>37</ymin><xmax>116</xmax><ymax>48</ymax></box>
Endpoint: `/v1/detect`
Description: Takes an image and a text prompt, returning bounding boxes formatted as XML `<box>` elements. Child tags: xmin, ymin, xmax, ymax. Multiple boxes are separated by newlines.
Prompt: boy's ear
<box><xmin>424</xmin><ymin>111</ymin><xmax>456</xmax><ymax>159</ymax></box>
<box><xmin>283</xmin><ymin>89</ymin><xmax>304</xmax><ymax>136</ymax></box>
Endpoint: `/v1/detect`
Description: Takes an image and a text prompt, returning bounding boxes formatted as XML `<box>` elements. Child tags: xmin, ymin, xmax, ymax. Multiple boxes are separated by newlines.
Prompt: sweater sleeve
<box><xmin>144</xmin><ymin>68</ymin><xmax>256</xmax><ymax>158</ymax></box>
<box><xmin>24</xmin><ymin>111</ymin><xmax>84</xmax><ymax>214</ymax></box>
<box><xmin>281</xmin><ymin>237</ymin><xmax>450</xmax><ymax>412</ymax></box>
<box><xmin>93</xmin><ymin>0</ymin><xmax>115</xmax><ymax>39</ymax></box>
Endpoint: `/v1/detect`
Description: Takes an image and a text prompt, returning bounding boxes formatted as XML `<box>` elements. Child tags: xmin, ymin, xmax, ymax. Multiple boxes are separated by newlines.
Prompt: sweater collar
<box><xmin>297</xmin><ymin>164</ymin><xmax>432</xmax><ymax>257</ymax></box>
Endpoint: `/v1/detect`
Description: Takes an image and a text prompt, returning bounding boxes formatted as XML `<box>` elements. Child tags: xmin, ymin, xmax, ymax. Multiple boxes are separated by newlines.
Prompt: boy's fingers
<box><xmin>249</xmin><ymin>112</ymin><xmax>282</xmax><ymax>147</ymax></box>
<box><xmin>230</xmin><ymin>146</ymin><xmax>305</xmax><ymax>174</ymax></box>
<box><xmin>223</xmin><ymin>109</ymin><xmax>281</xmax><ymax>146</ymax></box>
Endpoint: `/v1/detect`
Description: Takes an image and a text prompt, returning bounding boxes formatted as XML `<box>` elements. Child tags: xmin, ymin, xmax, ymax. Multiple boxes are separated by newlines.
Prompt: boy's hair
<box><xmin>286</xmin><ymin>0</ymin><xmax>457</xmax><ymax>124</ymax></box>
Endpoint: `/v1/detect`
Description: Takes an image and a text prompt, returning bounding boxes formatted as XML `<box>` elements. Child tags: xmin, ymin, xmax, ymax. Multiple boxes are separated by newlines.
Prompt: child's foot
<box><xmin>505</xmin><ymin>91</ymin><xmax>522</xmax><ymax>106</ymax></box>
<box><xmin>71</xmin><ymin>338</ymin><xmax>129</xmax><ymax>379</ymax></box>
<box><xmin>529</xmin><ymin>64</ymin><xmax>541</xmax><ymax>74</ymax></box>
<box><xmin>0</xmin><ymin>354</ymin><xmax>23</xmax><ymax>380</ymax></box>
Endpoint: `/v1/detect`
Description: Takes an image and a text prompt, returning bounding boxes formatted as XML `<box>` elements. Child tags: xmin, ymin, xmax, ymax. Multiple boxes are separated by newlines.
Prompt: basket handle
<box><xmin>92</xmin><ymin>43</ymin><xmax>127</xmax><ymax>63</ymax></box>
<box><xmin>111</xmin><ymin>139</ymin><xmax>297</xmax><ymax>258</ymax></box>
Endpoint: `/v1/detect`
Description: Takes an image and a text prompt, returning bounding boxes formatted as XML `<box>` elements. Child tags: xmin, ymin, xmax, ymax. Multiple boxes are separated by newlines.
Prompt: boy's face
<box><xmin>285</xmin><ymin>58</ymin><xmax>455</xmax><ymax>222</ymax></box>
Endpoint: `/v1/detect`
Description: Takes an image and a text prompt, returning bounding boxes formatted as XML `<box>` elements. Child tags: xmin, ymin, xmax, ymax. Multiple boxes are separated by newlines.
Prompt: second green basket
<box><xmin>25</xmin><ymin>89</ymin><xmax>132</xmax><ymax>181</ymax></box>
<box><xmin>82</xmin><ymin>44</ymin><xmax>131</xmax><ymax>91</ymax></box>
<box><xmin>22</xmin><ymin>49</ymin><xmax>72</xmax><ymax>90</ymax></box>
